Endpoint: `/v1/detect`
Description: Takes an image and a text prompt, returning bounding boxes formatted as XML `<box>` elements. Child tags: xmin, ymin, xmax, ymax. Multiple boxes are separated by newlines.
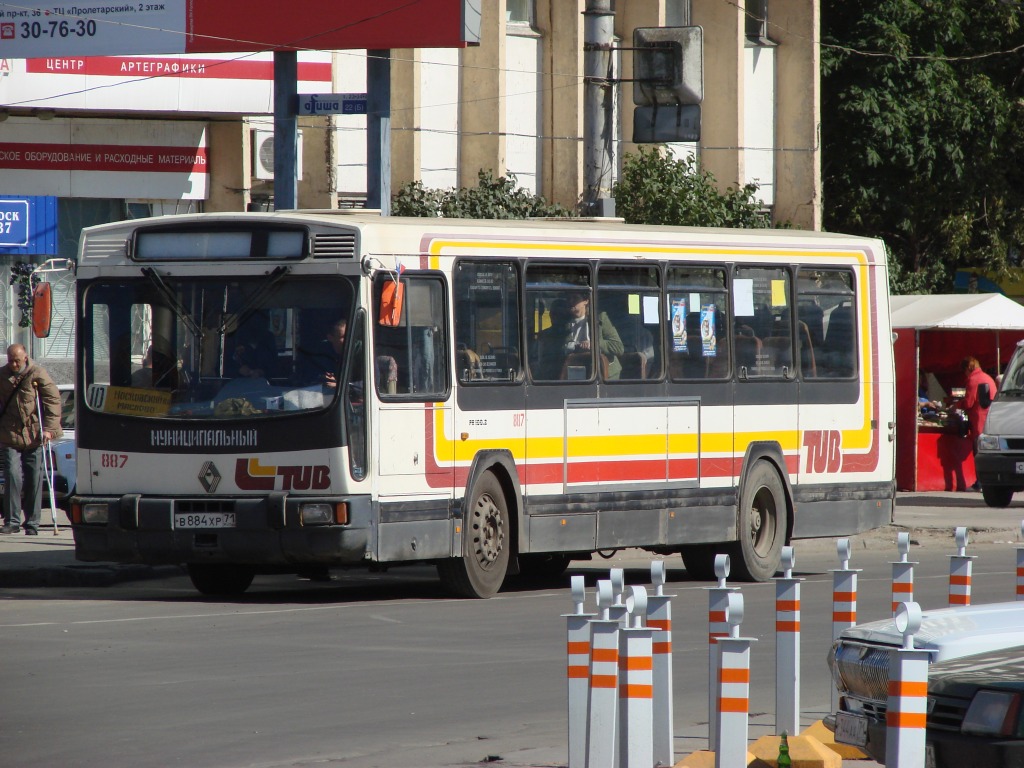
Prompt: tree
<box><xmin>821</xmin><ymin>0</ymin><xmax>1024</xmax><ymax>294</ymax></box>
<box><xmin>392</xmin><ymin>170</ymin><xmax>570</xmax><ymax>219</ymax></box>
<box><xmin>612</xmin><ymin>147</ymin><xmax>773</xmax><ymax>229</ymax></box>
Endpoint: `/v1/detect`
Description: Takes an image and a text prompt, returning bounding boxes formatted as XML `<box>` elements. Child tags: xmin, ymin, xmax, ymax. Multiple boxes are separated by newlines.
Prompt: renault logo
<box><xmin>198</xmin><ymin>461</ymin><xmax>221</xmax><ymax>493</ymax></box>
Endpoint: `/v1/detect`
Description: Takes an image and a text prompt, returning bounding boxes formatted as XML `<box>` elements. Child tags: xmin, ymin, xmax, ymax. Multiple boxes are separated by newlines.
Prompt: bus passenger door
<box><xmin>733</xmin><ymin>267</ymin><xmax>799</xmax><ymax>483</ymax></box>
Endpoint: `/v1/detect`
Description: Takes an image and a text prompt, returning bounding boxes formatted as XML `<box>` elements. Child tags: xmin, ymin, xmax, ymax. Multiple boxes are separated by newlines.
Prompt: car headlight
<box><xmin>976</xmin><ymin>433</ymin><xmax>1002</xmax><ymax>452</ymax></box>
<box><xmin>962</xmin><ymin>690</ymin><xmax>1022</xmax><ymax>737</ymax></box>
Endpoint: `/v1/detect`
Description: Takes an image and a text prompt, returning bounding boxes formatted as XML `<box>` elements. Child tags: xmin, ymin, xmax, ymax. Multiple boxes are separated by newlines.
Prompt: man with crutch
<box><xmin>0</xmin><ymin>344</ymin><xmax>62</xmax><ymax>536</ymax></box>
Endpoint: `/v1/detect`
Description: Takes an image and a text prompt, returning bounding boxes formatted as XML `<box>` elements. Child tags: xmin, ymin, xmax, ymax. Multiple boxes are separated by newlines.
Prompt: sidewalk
<box><xmin>0</xmin><ymin>511</ymin><xmax>182</xmax><ymax>588</ymax></box>
<box><xmin>1</xmin><ymin>492</ymin><xmax>1020</xmax><ymax>588</ymax></box>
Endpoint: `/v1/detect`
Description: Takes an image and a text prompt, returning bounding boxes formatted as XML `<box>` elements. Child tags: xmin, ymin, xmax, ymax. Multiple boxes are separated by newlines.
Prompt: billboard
<box><xmin>0</xmin><ymin>1</ymin><xmax>481</xmax><ymax>57</ymax></box>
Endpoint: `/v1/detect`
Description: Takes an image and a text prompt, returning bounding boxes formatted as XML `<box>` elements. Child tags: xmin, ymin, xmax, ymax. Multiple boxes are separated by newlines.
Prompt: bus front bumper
<box><xmin>70</xmin><ymin>494</ymin><xmax>374</xmax><ymax>567</ymax></box>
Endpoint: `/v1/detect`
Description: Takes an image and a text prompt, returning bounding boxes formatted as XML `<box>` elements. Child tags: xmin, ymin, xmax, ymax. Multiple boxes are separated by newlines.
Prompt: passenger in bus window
<box><xmin>567</xmin><ymin>291</ymin><xmax>624</xmax><ymax>379</ymax></box>
<box><xmin>228</xmin><ymin>314</ymin><xmax>277</xmax><ymax>380</ymax></box>
<box><xmin>534</xmin><ymin>298</ymin><xmax>572</xmax><ymax>380</ymax></box>
<box><xmin>297</xmin><ymin>318</ymin><xmax>347</xmax><ymax>388</ymax></box>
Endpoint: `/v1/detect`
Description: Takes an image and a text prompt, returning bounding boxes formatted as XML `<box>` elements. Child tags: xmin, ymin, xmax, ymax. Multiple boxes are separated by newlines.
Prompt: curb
<box><xmin>0</xmin><ymin>563</ymin><xmax>183</xmax><ymax>589</ymax></box>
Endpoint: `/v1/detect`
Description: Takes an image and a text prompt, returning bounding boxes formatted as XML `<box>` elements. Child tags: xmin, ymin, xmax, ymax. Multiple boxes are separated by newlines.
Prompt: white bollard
<box><xmin>565</xmin><ymin>575</ymin><xmax>594</xmax><ymax>768</ymax></box>
<box><xmin>618</xmin><ymin>586</ymin><xmax>655</xmax><ymax>768</ymax></box>
<box><xmin>648</xmin><ymin>561</ymin><xmax>674</xmax><ymax>767</ymax></box>
<box><xmin>586</xmin><ymin>580</ymin><xmax>620</xmax><ymax>768</ymax></box>
<box><xmin>830</xmin><ymin>538</ymin><xmax>860</xmax><ymax>714</ymax></box>
<box><xmin>609</xmin><ymin>567</ymin><xmax>629</xmax><ymax>625</ymax></box>
<box><xmin>706</xmin><ymin>553</ymin><xmax>738</xmax><ymax>752</ymax></box>
<box><xmin>1016</xmin><ymin>520</ymin><xmax>1024</xmax><ymax>601</ymax></box>
<box><xmin>714</xmin><ymin>592</ymin><xmax>756</xmax><ymax>768</ymax></box>
<box><xmin>948</xmin><ymin>527</ymin><xmax>975</xmax><ymax>607</ymax></box>
<box><xmin>774</xmin><ymin>546</ymin><xmax>802</xmax><ymax>737</ymax></box>
<box><xmin>885</xmin><ymin>602</ymin><xmax>929</xmax><ymax>768</ymax></box>
<box><xmin>891</xmin><ymin>531</ymin><xmax>916</xmax><ymax>616</ymax></box>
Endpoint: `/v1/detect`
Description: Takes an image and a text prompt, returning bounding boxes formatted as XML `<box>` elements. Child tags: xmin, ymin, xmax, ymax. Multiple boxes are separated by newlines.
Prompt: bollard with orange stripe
<box><xmin>564</xmin><ymin>575</ymin><xmax>594</xmax><ymax>768</ymax></box>
<box><xmin>715</xmin><ymin>591</ymin><xmax>756</xmax><ymax>768</ymax></box>
<box><xmin>618</xmin><ymin>586</ymin><xmax>655</xmax><ymax>768</ymax></box>
<box><xmin>830</xmin><ymin>538</ymin><xmax>860</xmax><ymax>715</ymax></box>
<box><xmin>706</xmin><ymin>554</ymin><xmax>738</xmax><ymax>753</ymax></box>
<box><xmin>948</xmin><ymin>527</ymin><xmax>975</xmax><ymax>607</ymax></box>
<box><xmin>1016</xmin><ymin>520</ymin><xmax>1024</xmax><ymax>601</ymax></box>
<box><xmin>609</xmin><ymin>567</ymin><xmax>629</xmax><ymax>625</ymax></box>
<box><xmin>775</xmin><ymin>546</ymin><xmax>803</xmax><ymax>737</ymax></box>
<box><xmin>585</xmin><ymin>580</ymin><xmax>620</xmax><ymax>768</ymax></box>
<box><xmin>891</xmin><ymin>531</ymin><xmax>916</xmax><ymax>616</ymax></box>
<box><xmin>648</xmin><ymin>560</ymin><xmax>675</xmax><ymax>767</ymax></box>
<box><xmin>885</xmin><ymin>602</ymin><xmax>929</xmax><ymax>768</ymax></box>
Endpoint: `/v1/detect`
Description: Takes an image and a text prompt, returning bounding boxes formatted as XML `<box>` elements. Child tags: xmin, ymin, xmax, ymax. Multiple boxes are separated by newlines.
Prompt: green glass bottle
<box><xmin>778</xmin><ymin>730</ymin><xmax>792</xmax><ymax>768</ymax></box>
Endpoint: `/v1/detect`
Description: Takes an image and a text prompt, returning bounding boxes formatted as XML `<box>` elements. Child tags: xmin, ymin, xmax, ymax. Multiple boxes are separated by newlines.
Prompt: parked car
<box><xmin>976</xmin><ymin>340</ymin><xmax>1024</xmax><ymax>507</ymax></box>
<box><xmin>0</xmin><ymin>384</ymin><xmax>75</xmax><ymax>511</ymax></box>
<box><xmin>826</xmin><ymin>601</ymin><xmax>1024</xmax><ymax>767</ymax></box>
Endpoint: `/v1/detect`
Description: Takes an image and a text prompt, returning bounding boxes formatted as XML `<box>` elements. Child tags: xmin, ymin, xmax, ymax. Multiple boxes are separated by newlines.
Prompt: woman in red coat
<box><xmin>961</xmin><ymin>356</ymin><xmax>997</xmax><ymax>490</ymax></box>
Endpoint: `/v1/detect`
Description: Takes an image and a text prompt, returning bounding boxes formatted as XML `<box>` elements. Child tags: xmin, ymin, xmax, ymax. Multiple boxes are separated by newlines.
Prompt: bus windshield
<box><xmin>81</xmin><ymin>274</ymin><xmax>356</xmax><ymax>420</ymax></box>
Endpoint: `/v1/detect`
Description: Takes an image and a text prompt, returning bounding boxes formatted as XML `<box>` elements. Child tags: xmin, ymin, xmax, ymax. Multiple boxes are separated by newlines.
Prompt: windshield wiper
<box><xmin>219</xmin><ymin>265</ymin><xmax>290</xmax><ymax>334</ymax></box>
<box><xmin>141</xmin><ymin>267</ymin><xmax>203</xmax><ymax>339</ymax></box>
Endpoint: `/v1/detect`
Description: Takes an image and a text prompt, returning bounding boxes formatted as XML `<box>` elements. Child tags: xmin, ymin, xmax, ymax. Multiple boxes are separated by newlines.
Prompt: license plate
<box><xmin>174</xmin><ymin>513</ymin><xmax>236</xmax><ymax>529</ymax></box>
<box><xmin>1016</xmin><ymin>461</ymin><xmax>1024</xmax><ymax>474</ymax></box>
<box><xmin>835</xmin><ymin>711</ymin><xmax>869</xmax><ymax>747</ymax></box>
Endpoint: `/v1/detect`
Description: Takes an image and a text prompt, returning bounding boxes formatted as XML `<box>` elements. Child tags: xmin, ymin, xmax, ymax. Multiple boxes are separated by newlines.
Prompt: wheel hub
<box><xmin>473</xmin><ymin>494</ymin><xmax>504</xmax><ymax>566</ymax></box>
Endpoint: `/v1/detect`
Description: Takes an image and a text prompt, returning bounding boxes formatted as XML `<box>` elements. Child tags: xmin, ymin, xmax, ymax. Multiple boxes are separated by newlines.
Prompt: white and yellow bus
<box><xmin>69</xmin><ymin>212</ymin><xmax>895</xmax><ymax>596</ymax></box>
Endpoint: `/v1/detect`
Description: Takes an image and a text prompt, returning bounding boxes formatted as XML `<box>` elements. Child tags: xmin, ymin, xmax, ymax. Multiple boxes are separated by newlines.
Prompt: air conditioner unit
<box><xmin>251</xmin><ymin>129</ymin><xmax>303</xmax><ymax>181</ymax></box>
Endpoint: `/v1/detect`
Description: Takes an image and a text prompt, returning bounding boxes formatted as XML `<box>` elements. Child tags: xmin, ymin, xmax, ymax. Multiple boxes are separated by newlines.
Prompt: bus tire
<box><xmin>729</xmin><ymin>461</ymin><xmax>787</xmax><ymax>582</ymax></box>
<box><xmin>187</xmin><ymin>563</ymin><xmax>255</xmax><ymax>596</ymax></box>
<box><xmin>437</xmin><ymin>471</ymin><xmax>510</xmax><ymax>598</ymax></box>
<box><xmin>679</xmin><ymin>544</ymin><xmax>721</xmax><ymax>581</ymax></box>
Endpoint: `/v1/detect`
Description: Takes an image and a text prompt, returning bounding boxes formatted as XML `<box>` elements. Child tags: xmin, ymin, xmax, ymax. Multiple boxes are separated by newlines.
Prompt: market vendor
<box><xmin>959</xmin><ymin>356</ymin><xmax>997</xmax><ymax>490</ymax></box>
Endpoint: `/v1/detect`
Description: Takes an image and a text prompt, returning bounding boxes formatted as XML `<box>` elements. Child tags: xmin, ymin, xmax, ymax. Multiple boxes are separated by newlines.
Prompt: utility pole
<box><xmin>583</xmin><ymin>0</ymin><xmax>615</xmax><ymax>217</ymax></box>
<box><xmin>272</xmin><ymin>51</ymin><xmax>299</xmax><ymax>210</ymax></box>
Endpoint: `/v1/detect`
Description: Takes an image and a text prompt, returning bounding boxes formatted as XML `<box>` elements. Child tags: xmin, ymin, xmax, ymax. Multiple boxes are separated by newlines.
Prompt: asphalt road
<box><xmin>1</xmin><ymin>492</ymin><xmax>1022</xmax><ymax>768</ymax></box>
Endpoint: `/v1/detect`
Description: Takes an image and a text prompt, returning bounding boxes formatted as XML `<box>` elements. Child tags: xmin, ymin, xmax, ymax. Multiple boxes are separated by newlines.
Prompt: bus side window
<box><xmin>797</xmin><ymin>268</ymin><xmax>857</xmax><ymax>380</ymax></box>
<box><xmin>373</xmin><ymin>274</ymin><xmax>449</xmax><ymax>398</ymax></box>
<box><xmin>453</xmin><ymin>261</ymin><xmax>522</xmax><ymax>383</ymax></box>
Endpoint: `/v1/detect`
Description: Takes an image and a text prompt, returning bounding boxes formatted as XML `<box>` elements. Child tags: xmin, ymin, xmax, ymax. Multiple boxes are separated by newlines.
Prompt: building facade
<box><xmin>0</xmin><ymin>0</ymin><xmax>820</xmax><ymax>375</ymax></box>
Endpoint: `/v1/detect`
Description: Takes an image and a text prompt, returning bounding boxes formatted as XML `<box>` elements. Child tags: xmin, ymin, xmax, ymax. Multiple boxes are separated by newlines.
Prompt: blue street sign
<box><xmin>0</xmin><ymin>196</ymin><xmax>57</xmax><ymax>255</ymax></box>
<box><xmin>297</xmin><ymin>93</ymin><xmax>368</xmax><ymax>116</ymax></box>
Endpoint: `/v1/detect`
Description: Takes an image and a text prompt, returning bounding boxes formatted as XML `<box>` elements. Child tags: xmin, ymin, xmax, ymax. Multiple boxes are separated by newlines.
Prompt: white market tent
<box><xmin>890</xmin><ymin>293</ymin><xmax>1024</xmax><ymax>331</ymax></box>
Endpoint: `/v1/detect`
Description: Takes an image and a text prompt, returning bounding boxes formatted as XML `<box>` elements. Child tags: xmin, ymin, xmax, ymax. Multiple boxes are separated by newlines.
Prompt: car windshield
<box><xmin>1000</xmin><ymin>350</ymin><xmax>1024</xmax><ymax>394</ymax></box>
<box><xmin>81</xmin><ymin>275</ymin><xmax>356</xmax><ymax>420</ymax></box>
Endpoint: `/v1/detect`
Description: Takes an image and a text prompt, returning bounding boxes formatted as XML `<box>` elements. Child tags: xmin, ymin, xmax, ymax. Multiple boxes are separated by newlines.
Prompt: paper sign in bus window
<box><xmin>771</xmin><ymin>279</ymin><xmax>787</xmax><ymax>307</ymax></box>
<box><xmin>643</xmin><ymin>295</ymin><xmax>659</xmax><ymax>324</ymax></box>
<box><xmin>734</xmin><ymin>279</ymin><xmax>754</xmax><ymax>316</ymax></box>
<box><xmin>701</xmin><ymin>304</ymin><xmax>717</xmax><ymax>356</ymax></box>
<box><xmin>671</xmin><ymin>298</ymin><xmax>687</xmax><ymax>352</ymax></box>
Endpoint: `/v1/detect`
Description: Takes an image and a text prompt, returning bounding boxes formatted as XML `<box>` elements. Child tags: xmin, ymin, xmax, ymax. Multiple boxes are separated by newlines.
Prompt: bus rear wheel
<box><xmin>729</xmin><ymin>461</ymin><xmax>787</xmax><ymax>582</ymax></box>
<box><xmin>187</xmin><ymin>563</ymin><xmax>255</xmax><ymax>596</ymax></box>
<box><xmin>438</xmin><ymin>471</ymin><xmax>510</xmax><ymax>598</ymax></box>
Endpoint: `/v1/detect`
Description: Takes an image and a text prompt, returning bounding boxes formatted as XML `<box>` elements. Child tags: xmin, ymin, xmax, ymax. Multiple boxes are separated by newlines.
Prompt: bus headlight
<box><xmin>977</xmin><ymin>433</ymin><xmax>1002</xmax><ymax>452</ymax></box>
<box><xmin>82</xmin><ymin>503</ymin><xmax>109</xmax><ymax>524</ymax></box>
<box><xmin>300</xmin><ymin>503</ymin><xmax>333</xmax><ymax>525</ymax></box>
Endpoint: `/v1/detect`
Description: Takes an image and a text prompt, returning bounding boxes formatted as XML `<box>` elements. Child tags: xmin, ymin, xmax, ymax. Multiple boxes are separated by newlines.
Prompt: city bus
<box><xmin>68</xmin><ymin>212</ymin><xmax>895</xmax><ymax>596</ymax></box>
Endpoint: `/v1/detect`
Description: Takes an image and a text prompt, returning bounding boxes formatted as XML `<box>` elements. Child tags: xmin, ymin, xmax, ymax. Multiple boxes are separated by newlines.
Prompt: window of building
<box><xmin>745</xmin><ymin>0</ymin><xmax>772</xmax><ymax>45</ymax></box>
<box><xmin>506</xmin><ymin>0</ymin><xmax>534</xmax><ymax>25</ymax></box>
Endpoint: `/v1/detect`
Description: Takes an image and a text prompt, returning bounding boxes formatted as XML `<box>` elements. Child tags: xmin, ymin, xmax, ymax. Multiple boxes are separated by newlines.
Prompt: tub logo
<box><xmin>803</xmin><ymin>430</ymin><xmax>842</xmax><ymax>473</ymax></box>
<box><xmin>234</xmin><ymin>458</ymin><xmax>331</xmax><ymax>491</ymax></box>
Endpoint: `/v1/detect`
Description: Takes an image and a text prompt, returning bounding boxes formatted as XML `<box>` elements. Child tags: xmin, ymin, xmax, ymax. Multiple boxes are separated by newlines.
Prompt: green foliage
<box><xmin>821</xmin><ymin>0</ymin><xmax>1024</xmax><ymax>294</ymax></box>
<box><xmin>392</xmin><ymin>170</ymin><xmax>570</xmax><ymax>219</ymax></box>
<box><xmin>8</xmin><ymin>261</ymin><xmax>39</xmax><ymax>328</ymax></box>
<box><xmin>612</xmin><ymin>147</ymin><xmax>773</xmax><ymax>229</ymax></box>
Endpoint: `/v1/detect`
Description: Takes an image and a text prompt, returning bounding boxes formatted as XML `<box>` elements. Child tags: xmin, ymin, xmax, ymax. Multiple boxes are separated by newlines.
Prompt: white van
<box><xmin>976</xmin><ymin>340</ymin><xmax>1024</xmax><ymax>507</ymax></box>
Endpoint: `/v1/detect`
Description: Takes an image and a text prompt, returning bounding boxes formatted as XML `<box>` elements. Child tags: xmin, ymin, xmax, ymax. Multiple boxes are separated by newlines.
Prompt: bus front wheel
<box><xmin>438</xmin><ymin>471</ymin><xmax>510</xmax><ymax>598</ymax></box>
<box><xmin>730</xmin><ymin>461</ymin><xmax>787</xmax><ymax>582</ymax></box>
<box><xmin>187</xmin><ymin>563</ymin><xmax>256</xmax><ymax>596</ymax></box>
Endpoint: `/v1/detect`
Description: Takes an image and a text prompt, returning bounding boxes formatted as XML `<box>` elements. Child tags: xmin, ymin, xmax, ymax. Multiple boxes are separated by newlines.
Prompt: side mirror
<box><xmin>378</xmin><ymin>279</ymin><xmax>405</xmax><ymax>327</ymax></box>
<box><xmin>32</xmin><ymin>282</ymin><xmax>52</xmax><ymax>339</ymax></box>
